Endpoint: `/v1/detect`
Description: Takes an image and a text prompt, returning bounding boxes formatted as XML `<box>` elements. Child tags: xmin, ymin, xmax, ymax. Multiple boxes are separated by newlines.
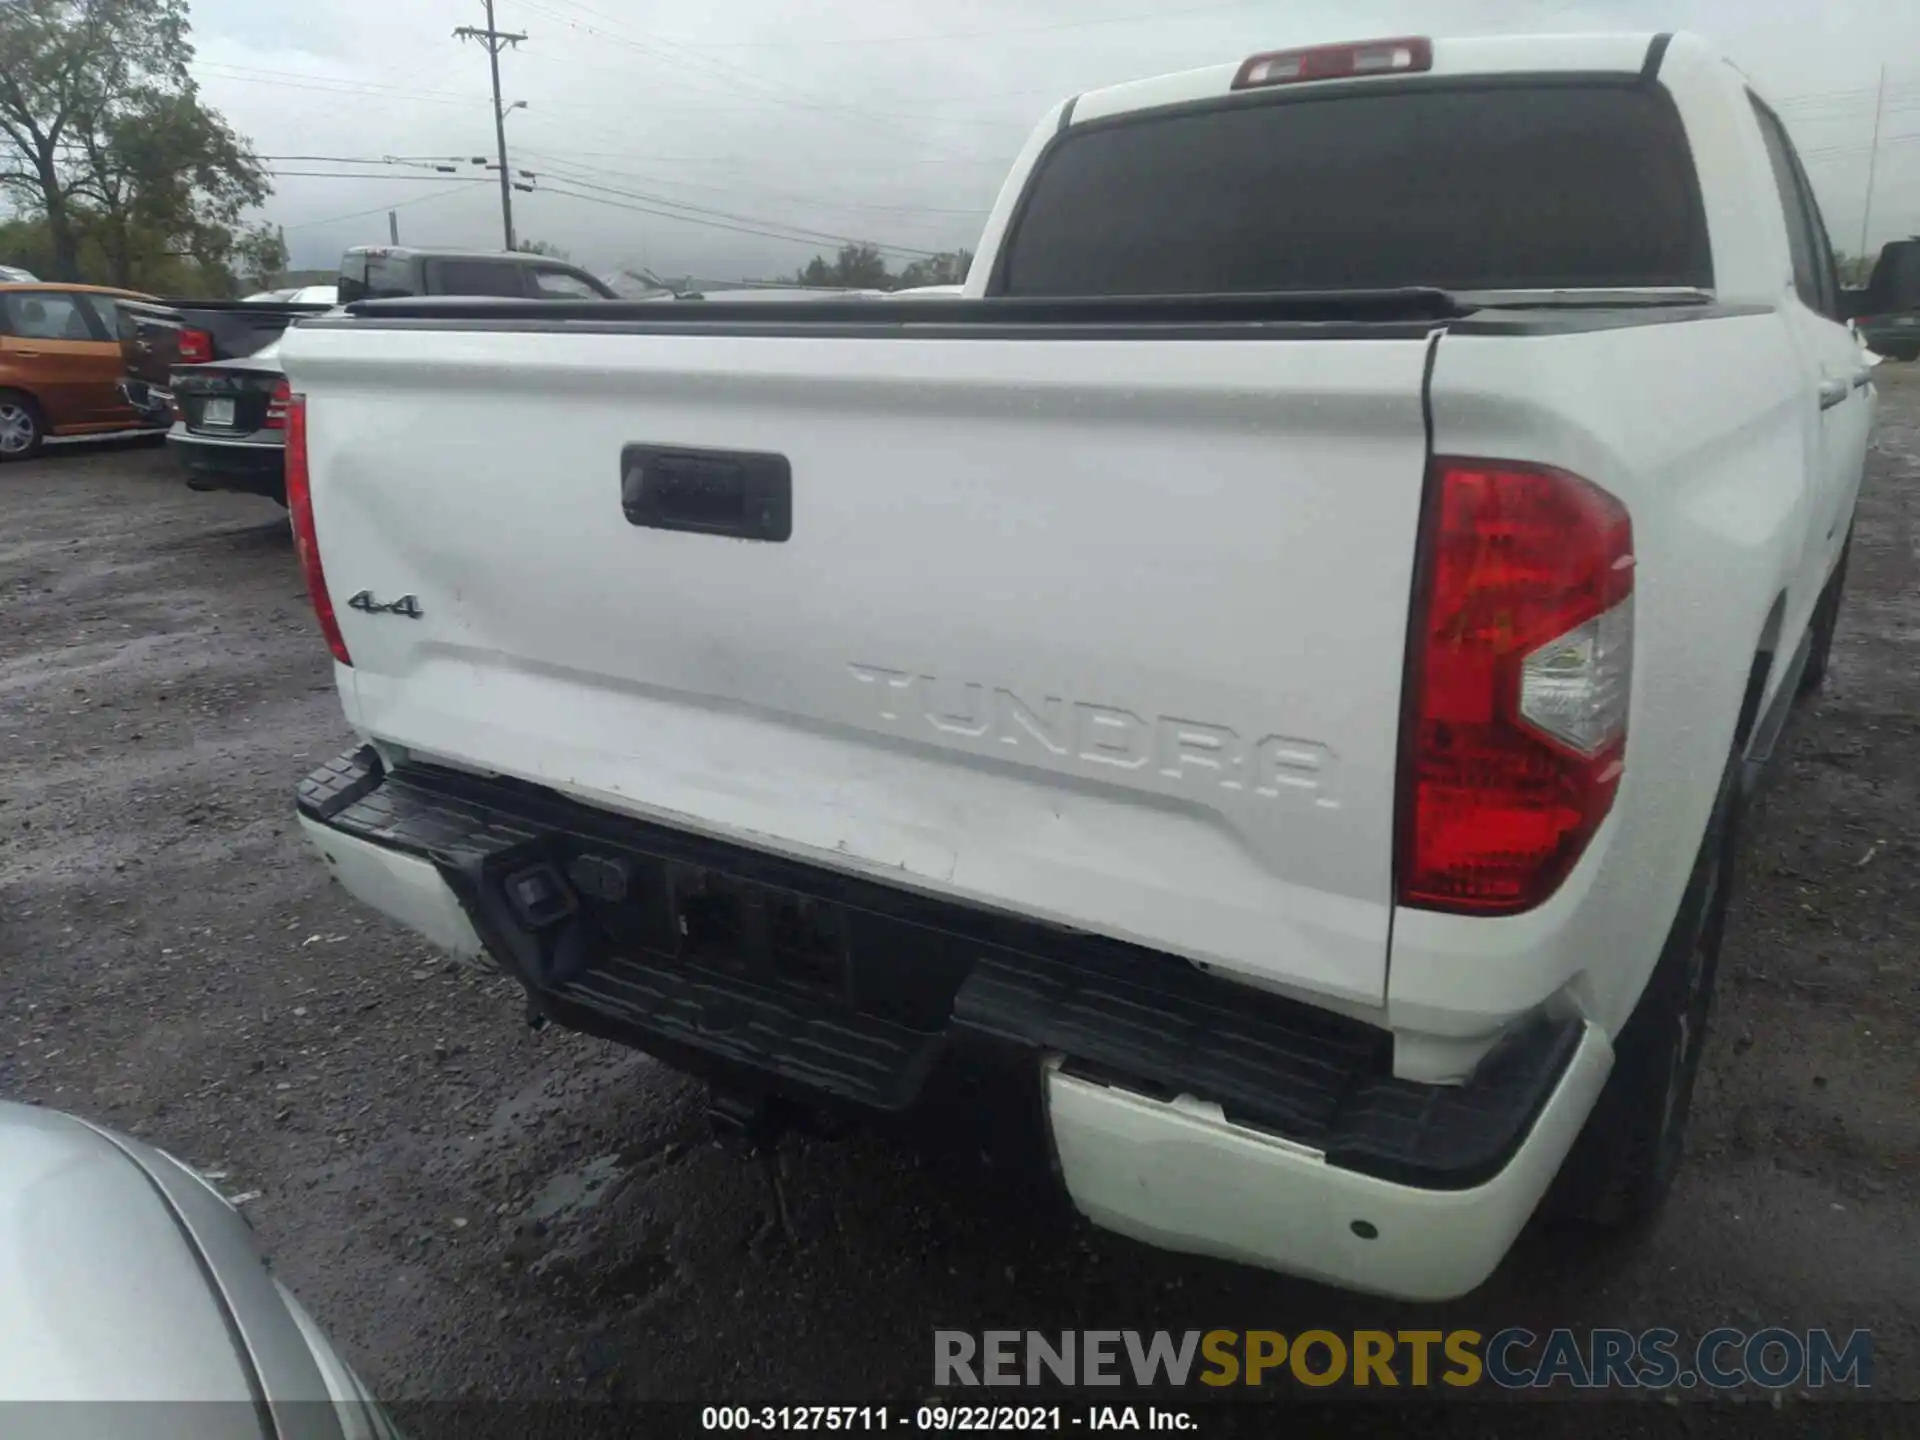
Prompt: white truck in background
<box><xmin>281</xmin><ymin>31</ymin><xmax>1872</xmax><ymax>1300</ymax></box>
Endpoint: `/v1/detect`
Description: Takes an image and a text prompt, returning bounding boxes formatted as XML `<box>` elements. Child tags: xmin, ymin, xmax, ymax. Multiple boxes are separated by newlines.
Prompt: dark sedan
<box><xmin>1853</xmin><ymin>237</ymin><xmax>1920</xmax><ymax>362</ymax></box>
<box><xmin>1859</xmin><ymin>311</ymin><xmax>1920</xmax><ymax>363</ymax></box>
<box><xmin>167</xmin><ymin>345</ymin><xmax>292</xmax><ymax>504</ymax></box>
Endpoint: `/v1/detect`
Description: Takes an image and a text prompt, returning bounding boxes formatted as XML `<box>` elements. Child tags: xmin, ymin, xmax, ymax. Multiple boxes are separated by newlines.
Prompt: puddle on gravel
<box><xmin>513</xmin><ymin>1152</ymin><xmax>682</xmax><ymax>1317</ymax></box>
<box><xmin>537</xmin><ymin>1249</ymin><xmax>677</xmax><ymax>1317</ymax></box>
<box><xmin>524</xmin><ymin>1152</ymin><xmax>629</xmax><ymax>1226</ymax></box>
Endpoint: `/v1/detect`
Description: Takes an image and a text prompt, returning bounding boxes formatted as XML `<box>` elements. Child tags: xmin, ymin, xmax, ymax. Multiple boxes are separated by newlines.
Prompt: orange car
<box><xmin>0</xmin><ymin>282</ymin><xmax>159</xmax><ymax>460</ymax></box>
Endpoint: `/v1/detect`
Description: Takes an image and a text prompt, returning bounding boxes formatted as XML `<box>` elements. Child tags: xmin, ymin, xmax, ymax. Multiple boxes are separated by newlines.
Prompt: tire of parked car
<box><xmin>1546</xmin><ymin>742</ymin><xmax>1743</xmax><ymax>1230</ymax></box>
<box><xmin>0</xmin><ymin>389</ymin><xmax>44</xmax><ymax>461</ymax></box>
<box><xmin>1892</xmin><ymin>348</ymin><xmax>1920</xmax><ymax>363</ymax></box>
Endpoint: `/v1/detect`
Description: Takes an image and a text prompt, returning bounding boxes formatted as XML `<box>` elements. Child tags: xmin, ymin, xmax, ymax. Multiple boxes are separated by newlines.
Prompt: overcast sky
<box><xmin>184</xmin><ymin>0</ymin><xmax>1920</xmax><ymax>280</ymax></box>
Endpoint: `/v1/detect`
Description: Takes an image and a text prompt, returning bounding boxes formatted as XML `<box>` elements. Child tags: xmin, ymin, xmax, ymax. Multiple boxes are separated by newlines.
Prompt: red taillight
<box><xmin>263</xmin><ymin>378</ymin><xmax>291</xmax><ymax>430</ymax></box>
<box><xmin>1399</xmin><ymin>458</ymin><xmax>1633</xmax><ymax>914</ymax></box>
<box><xmin>285</xmin><ymin>394</ymin><xmax>351</xmax><ymax>666</ymax></box>
<box><xmin>1233</xmin><ymin>37</ymin><xmax>1432</xmax><ymax>90</ymax></box>
<box><xmin>178</xmin><ymin>327</ymin><xmax>213</xmax><ymax>363</ymax></box>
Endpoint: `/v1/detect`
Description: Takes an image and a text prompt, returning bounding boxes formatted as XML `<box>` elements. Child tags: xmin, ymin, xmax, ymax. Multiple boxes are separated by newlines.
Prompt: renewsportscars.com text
<box><xmin>933</xmin><ymin>1328</ymin><xmax>1872</xmax><ymax>1391</ymax></box>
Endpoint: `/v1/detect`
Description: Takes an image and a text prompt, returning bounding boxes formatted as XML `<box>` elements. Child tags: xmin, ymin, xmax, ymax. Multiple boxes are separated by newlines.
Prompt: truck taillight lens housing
<box><xmin>285</xmin><ymin>394</ymin><xmax>351</xmax><ymax>667</ymax></box>
<box><xmin>263</xmin><ymin>378</ymin><xmax>291</xmax><ymax>429</ymax></box>
<box><xmin>1399</xmin><ymin>458</ymin><xmax>1633</xmax><ymax>914</ymax></box>
<box><xmin>177</xmin><ymin>327</ymin><xmax>213</xmax><ymax>363</ymax></box>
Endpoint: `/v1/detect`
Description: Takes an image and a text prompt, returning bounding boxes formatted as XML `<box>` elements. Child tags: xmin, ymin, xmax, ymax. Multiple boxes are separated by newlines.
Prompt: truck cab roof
<box><xmin>338</xmin><ymin>245</ymin><xmax>617</xmax><ymax>302</ymax></box>
<box><xmin>1068</xmin><ymin>32</ymin><xmax>1670</xmax><ymax>125</ymax></box>
<box><xmin>971</xmin><ymin>31</ymin><xmax>1796</xmax><ymax>308</ymax></box>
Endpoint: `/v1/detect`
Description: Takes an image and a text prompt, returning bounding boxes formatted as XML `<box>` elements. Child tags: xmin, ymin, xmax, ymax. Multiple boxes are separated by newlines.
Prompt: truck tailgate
<box><xmin>119</xmin><ymin>300</ymin><xmax>331</xmax><ymax>391</ymax></box>
<box><xmin>285</xmin><ymin>324</ymin><xmax>1435</xmax><ymax>1005</ymax></box>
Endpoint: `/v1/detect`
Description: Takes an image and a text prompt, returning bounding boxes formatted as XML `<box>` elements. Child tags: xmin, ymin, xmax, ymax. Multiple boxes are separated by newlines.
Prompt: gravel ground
<box><xmin>2</xmin><ymin>379</ymin><xmax>1917</xmax><ymax>1424</ymax></box>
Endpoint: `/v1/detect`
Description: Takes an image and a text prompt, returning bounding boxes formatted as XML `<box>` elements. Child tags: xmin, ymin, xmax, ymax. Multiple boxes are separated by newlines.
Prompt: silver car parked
<box><xmin>0</xmin><ymin>1099</ymin><xmax>399</xmax><ymax>1438</ymax></box>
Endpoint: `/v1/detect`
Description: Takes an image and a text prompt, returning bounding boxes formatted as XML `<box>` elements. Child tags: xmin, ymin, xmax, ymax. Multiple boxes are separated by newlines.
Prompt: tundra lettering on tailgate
<box><xmin>849</xmin><ymin>665</ymin><xmax>1337</xmax><ymax>808</ymax></box>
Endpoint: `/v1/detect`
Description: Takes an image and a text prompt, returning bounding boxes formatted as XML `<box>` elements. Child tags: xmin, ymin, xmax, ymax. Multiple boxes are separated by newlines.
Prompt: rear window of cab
<box><xmin>994</xmin><ymin>82</ymin><xmax>1713</xmax><ymax>297</ymax></box>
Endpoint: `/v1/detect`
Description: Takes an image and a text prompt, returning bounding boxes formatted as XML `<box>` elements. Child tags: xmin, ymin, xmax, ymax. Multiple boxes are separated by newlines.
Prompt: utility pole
<box><xmin>455</xmin><ymin>0</ymin><xmax>526</xmax><ymax>252</ymax></box>
<box><xmin>1859</xmin><ymin>63</ymin><xmax>1887</xmax><ymax>263</ymax></box>
<box><xmin>388</xmin><ymin>210</ymin><xmax>399</xmax><ymax>245</ymax></box>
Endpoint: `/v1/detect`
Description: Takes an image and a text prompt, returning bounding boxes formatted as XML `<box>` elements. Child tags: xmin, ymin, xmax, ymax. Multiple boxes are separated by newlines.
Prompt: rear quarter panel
<box><xmin>1391</xmin><ymin>310</ymin><xmax>1810</xmax><ymax>1049</ymax></box>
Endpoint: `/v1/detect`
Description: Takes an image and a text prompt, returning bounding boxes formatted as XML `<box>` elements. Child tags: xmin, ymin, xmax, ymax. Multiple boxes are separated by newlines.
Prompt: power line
<box><xmin>525</xmin><ymin>144</ymin><xmax>1004</xmax><ymax>169</ymax></box>
<box><xmin>190</xmin><ymin>58</ymin><xmax>1920</xmax><ymax>136</ymax></box>
<box><xmin>539</xmin><ymin>184</ymin><xmax>933</xmax><ymax>256</ymax></box>
<box><xmin>534</xmin><ymin>184</ymin><xmax>941</xmax><ymax>257</ymax></box>
<box><xmin>495</xmin><ymin>106</ymin><xmax>1013</xmax><ymax>240</ymax></box>
<box><xmin>360</xmin><ymin>35</ymin><xmax>471</xmax><ymax>95</ymax></box>
<box><xmin>1777</xmin><ymin>83</ymin><xmax>1920</xmax><ymax>111</ymax></box>
<box><xmin>528</xmin><ymin>170</ymin><xmax>943</xmax><ymax>254</ymax></box>
<box><xmin>1803</xmin><ymin>130</ymin><xmax>1920</xmax><ymax>162</ymax></box>
<box><xmin>510</xmin><ymin>92</ymin><xmax>1011</xmax><ymax>172</ymax></box>
<box><xmin>213</xmin><ymin>47</ymin><xmax>1012</xmax><ymax>163</ymax></box>
<box><xmin>862</xmin><ymin>83</ymin><xmax>1066</xmax><ymax>105</ymax></box>
<box><xmin>603</xmin><ymin>0</ymin><xmax>1274</xmax><ymax>49</ymax></box>
<box><xmin>264</xmin><ymin>170</ymin><xmax>487</xmax><ymax>181</ymax></box>
<box><xmin>1782</xmin><ymin>100</ymin><xmax>1920</xmax><ymax>125</ymax></box>
<box><xmin>1777</xmin><ymin>88</ymin><xmax>1879</xmax><ymax>108</ymax></box>
<box><xmin>193</xmin><ymin>45</ymin><xmax>477</xmax><ymax>153</ymax></box>
<box><xmin>512</xmin><ymin>0</ymin><xmax>1006</xmax><ymax>164</ymax></box>
<box><xmin>194</xmin><ymin>61</ymin><xmax>474</xmax><ymax>99</ymax></box>
<box><xmin>197</xmin><ymin>39</ymin><xmax>1024</xmax><ymax>166</ymax></box>
<box><xmin>259</xmin><ymin>155</ymin><xmax>462</xmax><ymax>172</ymax></box>
<box><xmin>518</xmin><ymin>149</ymin><xmax>990</xmax><ymax>217</ymax></box>
<box><xmin>282</xmin><ymin>181</ymin><xmax>492</xmax><ymax>232</ymax></box>
<box><xmin>194</xmin><ymin>63</ymin><xmax>484</xmax><ymax>108</ymax></box>
<box><xmin>507</xmin><ymin>49</ymin><xmax>1032</xmax><ymax>130</ymax></box>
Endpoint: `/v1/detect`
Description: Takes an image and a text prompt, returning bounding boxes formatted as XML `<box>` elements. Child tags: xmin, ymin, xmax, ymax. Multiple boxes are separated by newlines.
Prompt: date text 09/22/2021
<box><xmin>701</xmin><ymin>1407</ymin><xmax>1191</xmax><ymax>1432</ymax></box>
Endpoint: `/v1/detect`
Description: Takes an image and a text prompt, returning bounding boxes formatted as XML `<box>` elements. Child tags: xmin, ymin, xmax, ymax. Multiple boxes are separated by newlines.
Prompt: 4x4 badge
<box><xmin>346</xmin><ymin>591</ymin><xmax>422</xmax><ymax>619</ymax></box>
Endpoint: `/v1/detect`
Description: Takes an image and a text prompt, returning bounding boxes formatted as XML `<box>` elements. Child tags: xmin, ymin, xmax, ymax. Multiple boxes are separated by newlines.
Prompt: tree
<box><xmin>88</xmin><ymin>88</ymin><xmax>268</xmax><ymax>289</ymax></box>
<box><xmin>514</xmin><ymin>238</ymin><xmax>569</xmax><ymax>259</ymax></box>
<box><xmin>1834</xmin><ymin>251</ymin><xmax>1875</xmax><ymax>288</ymax></box>
<box><xmin>788</xmin><ymin>244</ymin><xmax>974</xmax><ymax>291</ymax></box>
<box><xmin>0</xmin><ymin>215</ymin><xmax>56</xmax><ymax>276</ymax></box>
<box><xmin>897</xmin><ymin>249</ymin><xmax>973</xmax><ymax>289</ymax></box>
<box><xmin>792</xmin><ymin>242</ymin><xmax>890</xmax><ymax>289</ymax></box>
<box><xmin>232</xmin><ymin>223</ymin><xmax>287</xmax><ymax>290</ymax></box>
<box><xmin>0</xmin><ymin>0</ymin><xmax>267</xmax><ymax>284</ymax></box>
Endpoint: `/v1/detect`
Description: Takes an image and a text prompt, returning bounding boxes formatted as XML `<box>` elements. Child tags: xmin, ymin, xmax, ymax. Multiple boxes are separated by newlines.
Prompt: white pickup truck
<box><xmin>282</xmin><ymin>31</ymin><xmax>1873</xmax><ymax>1300</ymax></box>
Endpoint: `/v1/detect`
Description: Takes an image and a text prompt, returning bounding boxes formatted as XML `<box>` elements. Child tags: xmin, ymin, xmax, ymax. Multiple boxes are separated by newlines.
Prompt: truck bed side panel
<box><xmin>1392</xmin><ymin>309</ymin><xmax>1813</xmax><ymax>1042</ymax></box>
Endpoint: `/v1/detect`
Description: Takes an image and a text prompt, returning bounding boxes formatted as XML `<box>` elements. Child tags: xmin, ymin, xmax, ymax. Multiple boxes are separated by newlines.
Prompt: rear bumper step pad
<box><xmin>300</xmin><ymin>745</ymin><xmax>1579</xmax><ymax>1190</ymax></box>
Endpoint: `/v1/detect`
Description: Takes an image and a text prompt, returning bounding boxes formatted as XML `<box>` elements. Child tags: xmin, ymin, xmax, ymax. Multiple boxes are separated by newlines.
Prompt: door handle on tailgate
<box><xmin>620</xmin><ymin>444</ymin><xmax>792</xmax><ymax>542</ymax></box>
<box><xmin>1817</xmin><ymin>377</ymin><xmax>1849</xmax><ymax>410</ymax></box>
